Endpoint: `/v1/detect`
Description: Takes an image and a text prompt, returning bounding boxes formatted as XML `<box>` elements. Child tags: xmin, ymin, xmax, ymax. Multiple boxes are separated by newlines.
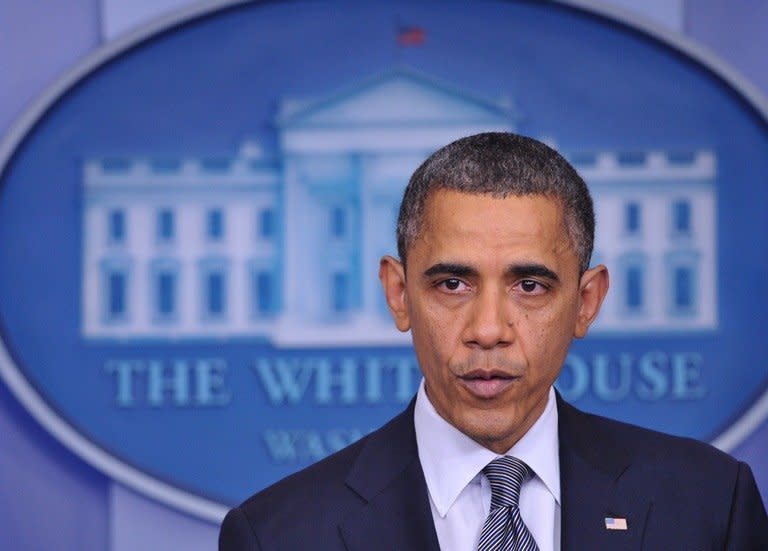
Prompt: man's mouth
<box><xmin>458</xmin><ymin>369</ymin><xmax>520</xmax><ymax>399</ymax></box>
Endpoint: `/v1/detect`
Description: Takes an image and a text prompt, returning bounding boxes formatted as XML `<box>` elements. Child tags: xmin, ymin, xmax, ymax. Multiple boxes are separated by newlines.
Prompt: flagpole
<box><xmin>393</xmin><ymin>15</ymin><xmax>402</xmax><ymax>65</ymax></box>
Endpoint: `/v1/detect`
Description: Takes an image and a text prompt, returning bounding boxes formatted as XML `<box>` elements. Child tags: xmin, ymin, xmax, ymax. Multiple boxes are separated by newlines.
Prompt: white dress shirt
<box><xmin>414</xmin><ymin>380</ymin><xmax>561</xmax><ymax>551</ymax></box>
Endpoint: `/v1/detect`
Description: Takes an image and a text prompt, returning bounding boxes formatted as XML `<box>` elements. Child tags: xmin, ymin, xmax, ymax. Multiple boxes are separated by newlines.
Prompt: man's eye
<box><xmin>440</xmin><ymin>278</ymin><xmax>465</xmax><ymax>291</ymax></box>
<box><xmin>519</xmin><ymin>279</ymin><xmax>545</xmax><ymax>294</ymax></box>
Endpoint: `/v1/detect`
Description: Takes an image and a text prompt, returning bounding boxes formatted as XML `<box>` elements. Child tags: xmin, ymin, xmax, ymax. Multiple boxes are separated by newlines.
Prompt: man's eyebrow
<box><xmin>423</xmin><ymin>263</ymin><xmax>478</xmax><ymax>278</ymax></box>
<box><xmin>506</xmin><ymin>263</ymin><xmax>560</xmax><ymax>282</ymax></box>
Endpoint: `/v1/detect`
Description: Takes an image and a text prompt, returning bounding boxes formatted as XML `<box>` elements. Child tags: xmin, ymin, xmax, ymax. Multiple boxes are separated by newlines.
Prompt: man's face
<box><xmin>380</xmin><ymin>189</ymin><xmax>607</xmax><ymax>453</ymax></box>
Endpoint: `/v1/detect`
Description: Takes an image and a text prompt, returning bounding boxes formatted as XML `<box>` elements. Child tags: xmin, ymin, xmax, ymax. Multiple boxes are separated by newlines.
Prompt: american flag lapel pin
<box><xmin>605</xmin><ymin>517</ymin><xmax>628</xmax><ymax>530</ymax></box>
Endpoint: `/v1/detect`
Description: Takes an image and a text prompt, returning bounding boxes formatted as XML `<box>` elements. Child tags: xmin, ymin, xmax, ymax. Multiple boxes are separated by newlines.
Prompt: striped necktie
<box><xmin>477</xmin><ymin>456</ymin><xmax>539</xmax><ymax>551</ymax></box>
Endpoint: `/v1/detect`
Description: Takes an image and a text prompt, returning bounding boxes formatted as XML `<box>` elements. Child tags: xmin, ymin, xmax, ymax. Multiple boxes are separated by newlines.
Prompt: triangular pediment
<box><xmin>277</xmin><ymin>68</ymin><xmax>517</xmax><ymax>128</ymax></box>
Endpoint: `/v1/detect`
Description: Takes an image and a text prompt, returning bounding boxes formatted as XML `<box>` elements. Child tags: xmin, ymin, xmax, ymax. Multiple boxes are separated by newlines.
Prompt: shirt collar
<box><xmin>414</xmin><ymin>380</ymin><xmax>560</xmax><ymax>517</ymax></box>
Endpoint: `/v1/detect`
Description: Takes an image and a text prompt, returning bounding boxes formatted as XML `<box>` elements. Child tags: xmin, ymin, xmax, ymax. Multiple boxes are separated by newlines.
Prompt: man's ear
<box><xmin>574</xmin><ymin>264</ymin><xmax>609</xmax><ymax>338</ymax></box>
<box><xmin>379</xmin><ymin>255</ymin><xmax>411</xmax><ymax>332</ymax></box>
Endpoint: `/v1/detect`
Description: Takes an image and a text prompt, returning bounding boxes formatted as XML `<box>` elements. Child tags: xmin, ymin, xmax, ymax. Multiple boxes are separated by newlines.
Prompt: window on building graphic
<box><xmin>252</xmin><ymin>270</ymin><xmax>272</xmax><ymax>316</ymax></box>
<box><xmin>205</xmin><ymin>270</ymin><xmax>226</xmax><ymax>317</ymax></box>
<box><xmin>625</xmin><ymin>202</ymin><xmax>641</xmax><ymax>234</ymax></box>
<box><xmin>207</xmin><ymin>209</ymin><xmax>224</xmax><ymax>240</ymax></box>
<box><xmin>107</xmin><ymin>270</ymin><xmax>127</xmax><ymax>319</ymax></box>
<box><xmin>331</xmin><ymin>207</ymin><xmax>346</xmax><ymax>238</ymax></box>
<box><xmin>674</xmin><ymin>266</ymin><xmax>693</xmax><ymax>310</ymax></box>
<box><xmin>673</xmin><ymin>200</ymin><xmax>691</xmax><ymax>235</ymax></box>
<box><xmin>625</xmin><ymin>265</ymin><xmax>644</xmax><ymax>311</ymax></box>
<box><xmin>108</xmin><ymin>209</ymin><xmax>125</xmax><ymax>243</ymax></box>
<box><xmin>259</xmin><ymin>209</ymin><xmax>274</xmax><ymax>239</ymax></box>
<box><xmin>665</xmin><ymin>251</ymin><xmax>699</xmax><ymax>317</ymax></box>
<box><xmin>616</xmin><ymin>151</ymin><xmax>646</xmax><ymax>166</ymax></box>
<box><xmin>157</xmin><ymin>209</ymin><xmax>175</xmax><ymax>241</ymax></box>
<box><xmin>333</xmin><ymin>272</ymin><xmax>349</xmax><ymax>312</ymax></box>
<box><xmin>155</xmin><ymin>270</ymin><xmax>177</xmax><ymax>317</ymax></box>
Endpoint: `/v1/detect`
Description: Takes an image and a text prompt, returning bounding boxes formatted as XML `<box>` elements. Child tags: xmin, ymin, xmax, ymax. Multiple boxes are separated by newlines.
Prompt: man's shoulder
<box><xmin>560</xmin><ymin>397</ymin><xmax>741</xmax><ymax>476</ymax></box>
<box><xmin>238</xmin><ymin>427</ymin><xmax>368</xmax><ymax>516</ymax></box>
<box><xmin>219</xmin><ymin>435</ymin><xmax>368</xmax><ymax>549</ymax></box>
<box><xmin>559</xmin><ymin>398</ymin><xmax>768</xmax><ymax>547</ymax></box>
<box><xmin>223</xmin><ymin>402</ymin><xmax>417</xmax><ymax>540</ymax></box>
<box><xmin>219</xmin><ymin>425</ymin><xmax>375</xmax><ymax>549</ymax></box>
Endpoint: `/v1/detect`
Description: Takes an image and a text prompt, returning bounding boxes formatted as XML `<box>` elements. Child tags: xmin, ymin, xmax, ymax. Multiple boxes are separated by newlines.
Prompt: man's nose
<box><xmin>463</xmin><ymin>286</ymin><xmax>513</xmax><ymax>349</ymax></box>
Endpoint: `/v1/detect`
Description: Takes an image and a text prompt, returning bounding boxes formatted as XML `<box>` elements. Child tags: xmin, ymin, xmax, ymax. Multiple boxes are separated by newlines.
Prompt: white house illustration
<box><xmin>576</xmin><ymin>150</ymin><xmax>716</xmax><ymax>333</ymax></box>
<box><xmin>81</xmin><ymin>68</ymin><xmax>717</xmax><ymax>344</ymax></box>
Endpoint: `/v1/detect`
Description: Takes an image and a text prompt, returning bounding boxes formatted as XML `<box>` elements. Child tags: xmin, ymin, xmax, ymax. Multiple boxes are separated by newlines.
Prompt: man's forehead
<box><xmin>420</xmin><ymin>189</ymin><xmax>566</xmax><ymax>231</ymax></box>
<box><xmin>408</xmin><ymin>189</ymin><xmax>576</xmax><ymax>268</ymax></box>
<box><xmin>424</xmin><ymin>187</ymin><xmax>563</xmax><ymax>207</ymax></box>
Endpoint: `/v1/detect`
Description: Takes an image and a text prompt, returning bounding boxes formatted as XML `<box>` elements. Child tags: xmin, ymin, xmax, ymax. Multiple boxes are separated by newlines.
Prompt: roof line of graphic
<box><xmin>275</xmin><ymin>66</ymin><xmax>519</xmax><ymax>127</ymax></box>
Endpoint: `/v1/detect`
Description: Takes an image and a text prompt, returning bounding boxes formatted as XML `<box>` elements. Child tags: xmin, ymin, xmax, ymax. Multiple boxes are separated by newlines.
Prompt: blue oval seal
<box><xmin>1</xmin><ymin>0</ymin><xmax>767</xmax><ymax>520</ymax></box>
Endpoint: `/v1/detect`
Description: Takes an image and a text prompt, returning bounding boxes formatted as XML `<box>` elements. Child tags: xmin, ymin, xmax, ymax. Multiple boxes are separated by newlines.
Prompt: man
<box><xmin>220</xmin><ymin>133</ymin><xmax>768</xmax><ymax>549</ymax></box>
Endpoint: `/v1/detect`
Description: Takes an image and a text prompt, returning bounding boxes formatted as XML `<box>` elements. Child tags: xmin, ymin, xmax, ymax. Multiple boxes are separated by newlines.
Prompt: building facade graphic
<box><xmin>82</xmin><ymin>69</ymin><xmax>717</xmax><ymax>343</ymax></box>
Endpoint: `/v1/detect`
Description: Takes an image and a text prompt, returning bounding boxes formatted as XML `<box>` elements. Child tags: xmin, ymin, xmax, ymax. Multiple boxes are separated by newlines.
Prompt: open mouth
<box><xmin>458</xmin><ymin>369</ymin><xmax>520</xmax><ymax>399</ymax></box>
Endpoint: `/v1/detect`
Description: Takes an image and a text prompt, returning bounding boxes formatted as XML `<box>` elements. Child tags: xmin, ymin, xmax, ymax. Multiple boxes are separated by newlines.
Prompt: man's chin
<box><xmin>455</xmin><ymin>412</ymin><xmax>526</xmax><ymax>450</ymax></box>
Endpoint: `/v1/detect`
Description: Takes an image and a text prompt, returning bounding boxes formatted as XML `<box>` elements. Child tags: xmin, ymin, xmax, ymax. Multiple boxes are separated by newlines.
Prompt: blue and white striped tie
<box><xmin>477</xmin><ymin>456</ymin><xmax>539</xmax><ymax>551</ymax></box>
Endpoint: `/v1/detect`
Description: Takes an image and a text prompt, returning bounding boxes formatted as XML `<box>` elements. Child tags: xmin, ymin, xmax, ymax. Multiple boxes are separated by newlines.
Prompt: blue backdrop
<box><xmin>1</xmin><ymin>1</ymin><xmax>767</xmax><ymax>549</ymax></box>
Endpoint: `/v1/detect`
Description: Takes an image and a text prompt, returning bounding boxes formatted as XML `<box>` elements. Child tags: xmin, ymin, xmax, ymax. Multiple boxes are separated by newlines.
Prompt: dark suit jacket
<box><xmin>219</xmin><ymin>395</ymin><xmax>768</xmax><ymax>549</ymax></box>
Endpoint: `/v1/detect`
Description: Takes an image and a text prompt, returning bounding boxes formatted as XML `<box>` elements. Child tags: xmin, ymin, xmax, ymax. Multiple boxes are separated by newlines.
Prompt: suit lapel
<box><xmin>558</xmin><ymin>396</ymin><xmax>651</xmax><ymax>550</ymax></box>
<box><xmin>337</xmin><ymin>394</ymin><xmax>654</xmax><ymax>550</ymax></box>
<box><xmin>339</xmin><ymin>402</ymin><xmax>440</xmax><ymax>551</ymax></box>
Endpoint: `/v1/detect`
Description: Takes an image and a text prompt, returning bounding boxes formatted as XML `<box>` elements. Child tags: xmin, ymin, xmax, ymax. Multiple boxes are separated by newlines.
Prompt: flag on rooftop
<box><xmin>397</xmin><ymin>25</ymin><xmax>426</xmax><ymax>46</ymax></box>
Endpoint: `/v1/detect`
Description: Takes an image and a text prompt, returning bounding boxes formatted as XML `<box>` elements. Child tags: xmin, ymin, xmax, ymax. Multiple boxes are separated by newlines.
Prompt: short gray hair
<box><xmin>396</xmin><ymin>132</ymin><xmax>594</xmax><ymax>273</ymax></box>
